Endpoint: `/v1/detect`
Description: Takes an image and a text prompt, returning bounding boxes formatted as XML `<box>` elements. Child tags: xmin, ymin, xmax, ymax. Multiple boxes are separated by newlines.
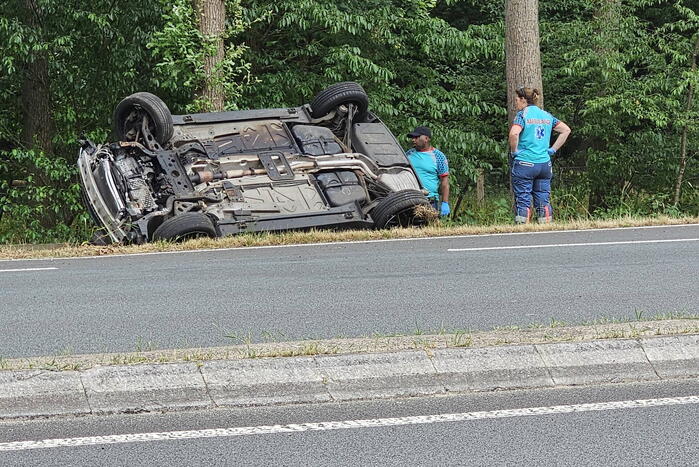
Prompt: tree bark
<box><xmin>505</xmin><ymin>0</ymin><xmax>543</xmax><ymax>125</ymax></box>
<box><xmin>476</xmin><ymin>168</ymin><xmax>485</xmax><ymax>206</ymax></box>
<box><xmin>673</xmin><ymin>33</ymin><xmax>699</xmax><ymax>206</ymax></box>
<box><xmin>21</xmin><ymin>0</ymin><xmax>55</xmax><ymax>155</ymax></box>
<box><xmin>196</xmin><ymin>0</ymin><xmax>226</xmax><ymax>111</ymax></box>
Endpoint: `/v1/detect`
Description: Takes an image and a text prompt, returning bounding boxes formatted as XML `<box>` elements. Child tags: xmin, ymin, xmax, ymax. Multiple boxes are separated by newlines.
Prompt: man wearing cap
<box><xmin>406</xmin><ymin>126</ymin><xmax>450</xmax><ymax>217</ymax></box>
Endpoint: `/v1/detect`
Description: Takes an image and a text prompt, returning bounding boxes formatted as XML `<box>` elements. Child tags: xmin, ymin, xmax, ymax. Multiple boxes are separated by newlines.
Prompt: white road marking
<box><xmin>0</xmin><ymin>223</ymin><xmax>697</xmax><ymax>264</ymax></box>
<box><xmin>1</xmin><ymin>396</ymin><xmax>697</xmax><ymax>452</ymax></box>
<box><xmin>448</xmin><ymin>238</ymin><xmax>699</xmax><ymax>252</ymax></box>
<box><xmin>0</xmin><ymin>267</ymin><xmax>58</xmax><ymax>273</ymax></box>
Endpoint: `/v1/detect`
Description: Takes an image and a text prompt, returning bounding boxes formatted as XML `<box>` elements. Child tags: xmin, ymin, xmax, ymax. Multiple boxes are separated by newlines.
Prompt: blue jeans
<box><xmin>511</xmin><ymin>160</ymin><xmax>553</xmax><ymax>223</ymax></box>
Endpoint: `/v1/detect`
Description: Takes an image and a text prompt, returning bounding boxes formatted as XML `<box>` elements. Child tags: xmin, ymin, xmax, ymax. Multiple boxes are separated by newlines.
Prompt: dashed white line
<box><xmin>0</xmin><ymin>267</ymin><xmax>58</xmax><ymax>273</ymax></box>
<box><xmin>1</xmin><ymin>396</ymin><xmax>697</xmax><ymax>452</ymax></box>
<box><xmin>448</xmin><ymin>238</ymin><xmax>699</xmax><ymax>252</ymax></box>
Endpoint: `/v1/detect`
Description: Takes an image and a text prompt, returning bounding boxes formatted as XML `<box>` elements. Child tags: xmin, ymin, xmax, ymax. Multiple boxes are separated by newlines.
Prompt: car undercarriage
<box><xmin>78</xmin><ymin>82</ymin><xmax>431</xmax><ymax>244</ymax></box>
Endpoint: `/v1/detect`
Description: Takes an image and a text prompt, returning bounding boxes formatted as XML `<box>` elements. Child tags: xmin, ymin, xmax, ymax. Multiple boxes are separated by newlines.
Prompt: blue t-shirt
<box><xmin>406</xmin><ymin>148</ymin><xmax>449</xmax><ymax>199</ymax></box>
<box><xmin>513</xmin><ymin>105</ymin><xmax>560</xmax><ymax>163</ymax></box>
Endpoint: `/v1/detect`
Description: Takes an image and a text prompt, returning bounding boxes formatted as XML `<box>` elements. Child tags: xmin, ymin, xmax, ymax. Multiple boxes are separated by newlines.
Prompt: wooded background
<box><xmin>1</xmin><ymin>0</ymin><xmax>697</xmax><ymax>243</ymax></box>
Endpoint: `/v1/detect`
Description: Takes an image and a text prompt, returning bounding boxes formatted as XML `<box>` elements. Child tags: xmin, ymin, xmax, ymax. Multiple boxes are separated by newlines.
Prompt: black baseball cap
<box><xmin>407</xmin><ymin>126</ymin><xmax>431</xmax><ymax>138</ymax></box>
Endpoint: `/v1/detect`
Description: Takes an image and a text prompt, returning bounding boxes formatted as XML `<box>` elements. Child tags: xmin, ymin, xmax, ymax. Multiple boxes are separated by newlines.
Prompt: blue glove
<box><xmin>440</xmin><ymin>201</ymin><xmax>451</xmax><ymax>217</ymax></box>
<box><xmin>547</xmin><ymin>147</ymin><xmax>557</xmax><ymax>156</ymax></box>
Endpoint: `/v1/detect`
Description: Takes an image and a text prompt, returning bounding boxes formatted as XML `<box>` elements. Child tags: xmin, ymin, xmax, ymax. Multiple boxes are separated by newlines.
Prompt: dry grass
<box><xmin>413</xmin><ymin>203</ymin><xmax>440</xmax><ymax>223</ymax></box>
<box><xmin>2</xmin><ymin>318</ymin><xmax>697</xmax><ymax>372</ymax></box>
<box><xmin>1</xmin><ymin>215</ymin><xmax>697</xmax><ymax>261</ymax></box>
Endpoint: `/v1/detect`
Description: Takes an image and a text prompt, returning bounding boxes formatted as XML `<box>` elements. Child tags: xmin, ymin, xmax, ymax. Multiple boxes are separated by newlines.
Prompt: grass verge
<box><xmin>1</xmin><ymin>215</ymin><xmax>697</xmax><ymax>260</ymax></box>
<box><xmin>1</xmin><ymin>317</ymin><xmax>697</xmax><ymax>372</ymax></box>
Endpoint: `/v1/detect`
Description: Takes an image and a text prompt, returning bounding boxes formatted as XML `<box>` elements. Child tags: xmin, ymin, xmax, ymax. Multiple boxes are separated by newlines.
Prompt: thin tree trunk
<box><xmin>673</xmin><ymin>33</ymin><xmax>699</xmax><ymax>206</ymax></box>
<box><xmin>197</xmin><ymin>0</ymin><xmax>226</xmax><ymax>111</ymax></box>
<box><xmin>476</xmin><ymin>169</ymin><xmax>485</xmax><ymax>206</ymax></box>
<box><xmin>21</xmin><ymin>0</ymin><xmax>54</xmax><ymax>155</ymax></box>
<box><xmin>18</xmin><ymin>0</ymin><xmax>61</xmax><ymax>229</ymax></box>
<box><xmin>505</xmin><ymin>0</ymin><xmax>543</xmax><ymax>124</ymax></box>
<box><xmin>453</xmin><ymin>183</ymin><xmax>470</xmax><ymax>217</ymax></box>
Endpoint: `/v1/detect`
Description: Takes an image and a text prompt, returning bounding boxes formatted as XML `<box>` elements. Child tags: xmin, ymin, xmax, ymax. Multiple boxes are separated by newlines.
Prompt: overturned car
<box><xmin>78</xmin><ymin>82</ymin><xmax>431</xmax><ymax>244</ymax></box>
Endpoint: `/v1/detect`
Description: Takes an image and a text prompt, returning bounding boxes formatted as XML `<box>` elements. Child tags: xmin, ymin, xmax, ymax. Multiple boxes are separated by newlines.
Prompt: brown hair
<box><xmin>515</xmin><ymin>86</ymin><xmax>540</xmax><ymax>106</ymax></box>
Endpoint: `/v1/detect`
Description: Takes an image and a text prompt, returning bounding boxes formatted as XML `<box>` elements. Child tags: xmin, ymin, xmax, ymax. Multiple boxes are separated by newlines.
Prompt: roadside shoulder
<box><xmin>1</xmin><ymin>320</ymin><xmax>697</xmax><ymax>420</ymax></box>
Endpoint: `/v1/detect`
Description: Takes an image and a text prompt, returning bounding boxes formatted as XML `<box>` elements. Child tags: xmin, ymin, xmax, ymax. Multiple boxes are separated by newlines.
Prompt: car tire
<box><xmin>152</xmin><ymin>213</ymin><xmax>218</xmax><ymax>242</ymax></box>
<box><xmin>113</xmin><ymin>92</ymin><xmax>174</xmax><ymax>146</ymax></box>
<box><xmin>310</xmin><ymin>82</ymin><xmax>369</xmax><ymax>119</ymax></box>
<box><xmin>371</xmin><ymin>189</ymin><xmax>431</xmax><ymax>229</ymax></box>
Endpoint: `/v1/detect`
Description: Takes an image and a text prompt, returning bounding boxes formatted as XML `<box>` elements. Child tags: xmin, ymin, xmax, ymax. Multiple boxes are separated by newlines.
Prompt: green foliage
<box><xmin>1</xmin><ymin>0</ymin><xmax>697</xmax><ymax>244</ymax></box>
<box><xmin>148</xmin><ymin>0</ymin><xmax>205</xmax><ymax>93</ymax></box>
<box><xmin>542</xmin><ymin>0</ymin><xmax>699</xmax><ymax>212</ymax></box>
<box><xmin>239</xmin><ymin>0</ymin><xmax>506</xmax><ymax>198</ymax></box>
<box><xmin>0</xmin><ymin>0</ymin><xmax>167</xmax><ymax>243</ymax></box>
<box><xmin>148</xmin><ymin>0</ymin><xmax>252</xmax><ymax>112</ymax></box>
<box><xmin>0</xmin><ymin>149</ymin><xmax>90</xmax><ymax>243</ymax></box>
<box><xmin>0</xmin><ymin>0</ymin><xmax>253</xmax><ymax>242</ymax></box>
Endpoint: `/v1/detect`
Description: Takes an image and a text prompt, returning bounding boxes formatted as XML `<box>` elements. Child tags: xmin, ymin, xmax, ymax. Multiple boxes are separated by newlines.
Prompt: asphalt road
<box><xmin>1</xmin><ymin>224</ymin><xmax>697</xmax><ymax>358</ymax></box>
<box><xmin>1</xmin><ymin>379</ymin><xmax>698</xmax><ymax>465</ymax></box>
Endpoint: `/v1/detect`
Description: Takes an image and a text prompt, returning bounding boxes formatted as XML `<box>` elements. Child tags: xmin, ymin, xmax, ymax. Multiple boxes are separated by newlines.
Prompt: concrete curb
<box><xmin>1</xmin><ymin>334</ymin><xmax>697</xmax><ymax>420</ymax></box>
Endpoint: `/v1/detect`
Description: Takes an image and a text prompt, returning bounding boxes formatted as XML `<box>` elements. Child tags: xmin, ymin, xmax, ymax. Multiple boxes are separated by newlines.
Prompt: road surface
<box><xmin>1</xmin><ymin>224</ymin><xmax>697</xmax><ymax>357</ymax></box>
<box><xmin>1</xmin><ymin>379</ymin><xmax>697</xmax><ymax>465</ymax></box>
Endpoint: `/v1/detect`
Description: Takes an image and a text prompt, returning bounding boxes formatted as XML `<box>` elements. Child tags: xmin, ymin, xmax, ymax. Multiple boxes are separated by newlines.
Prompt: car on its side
<box><xmin>78</xmin><ymin>82</ymin><xmax>431</xmax><ymax>244</ymax></box>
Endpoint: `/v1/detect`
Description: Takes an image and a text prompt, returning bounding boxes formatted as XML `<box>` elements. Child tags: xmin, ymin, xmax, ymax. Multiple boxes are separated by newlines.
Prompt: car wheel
<box><xmin>310</xmin><ymin>82</ymin><xmax>369</xmax><ymax>119</ymax></box>
<box><xmin>152</xmin><ymin>213</ymin><xmax>218</xmax><ymax>242</ymax></box>
<box><xmin>371</xmin><ymin>189</ymin><xmax>431</xmax><ymax>229</ymax></box>
<box><xmin>113</xmin><ymin>92</ymin><xmax>174</xmax><ymax>146</ymax></box>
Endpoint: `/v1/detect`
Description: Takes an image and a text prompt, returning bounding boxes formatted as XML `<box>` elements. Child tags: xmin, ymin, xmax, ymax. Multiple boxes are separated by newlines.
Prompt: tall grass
<box><xmin>447</xmin><ymin>185</ymin><xmax>698</xmax><ymax>226</ymax></box>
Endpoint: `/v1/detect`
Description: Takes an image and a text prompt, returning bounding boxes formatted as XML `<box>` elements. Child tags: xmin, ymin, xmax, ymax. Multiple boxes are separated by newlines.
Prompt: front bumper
<box><xmin>77</xmin><ymin>146</ymin><xmax>129</xmax><ymax>243</ymax></box>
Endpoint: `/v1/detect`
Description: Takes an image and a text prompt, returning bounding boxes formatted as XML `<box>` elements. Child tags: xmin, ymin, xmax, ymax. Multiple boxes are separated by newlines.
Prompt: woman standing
<box><xmin>509</xmin><ymin>87</ymin><xmax>571</xmax><ymax>223</ymax></box>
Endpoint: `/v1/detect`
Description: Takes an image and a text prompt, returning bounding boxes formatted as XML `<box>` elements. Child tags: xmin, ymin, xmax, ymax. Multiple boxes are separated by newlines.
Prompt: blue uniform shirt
<box><xmin>513</xmin><ymin>105</ymin><xmax>560</xmax><ymax>163</ymax></box>
<box><xmin>406</xmin><ymin>148</ymin><xmax>449</xmax><ymax>200</ymax></box>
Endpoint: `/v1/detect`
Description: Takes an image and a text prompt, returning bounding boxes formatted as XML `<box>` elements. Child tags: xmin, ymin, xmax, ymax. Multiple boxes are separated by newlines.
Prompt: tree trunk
<box><xmin>196</xmin><ymin>0</ymin><xmax>226</xmax><ymax>111</ymax></box>
<box><xmin>673</xmin><ymin>33</ymin><xmax>699</xmax><ymax>206</ymax></box>
<box><xmin>453</xmin><ymin>182</ymin><xmax>470</xmax><ymax>218</ymax></box>
<box><xmin>505</xmin><ymin>0</ymin><xmax>543</xmax><ymax>125</ymax></box>
<box><xmin>21</xmin><ymin>0</ymin><xmax>55</xmax><ymax>155</ymax></box>
<box><xmin>476</xmin><ymin>169</ymin><xmax>485</xmax><ymax>206</ymax></box>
